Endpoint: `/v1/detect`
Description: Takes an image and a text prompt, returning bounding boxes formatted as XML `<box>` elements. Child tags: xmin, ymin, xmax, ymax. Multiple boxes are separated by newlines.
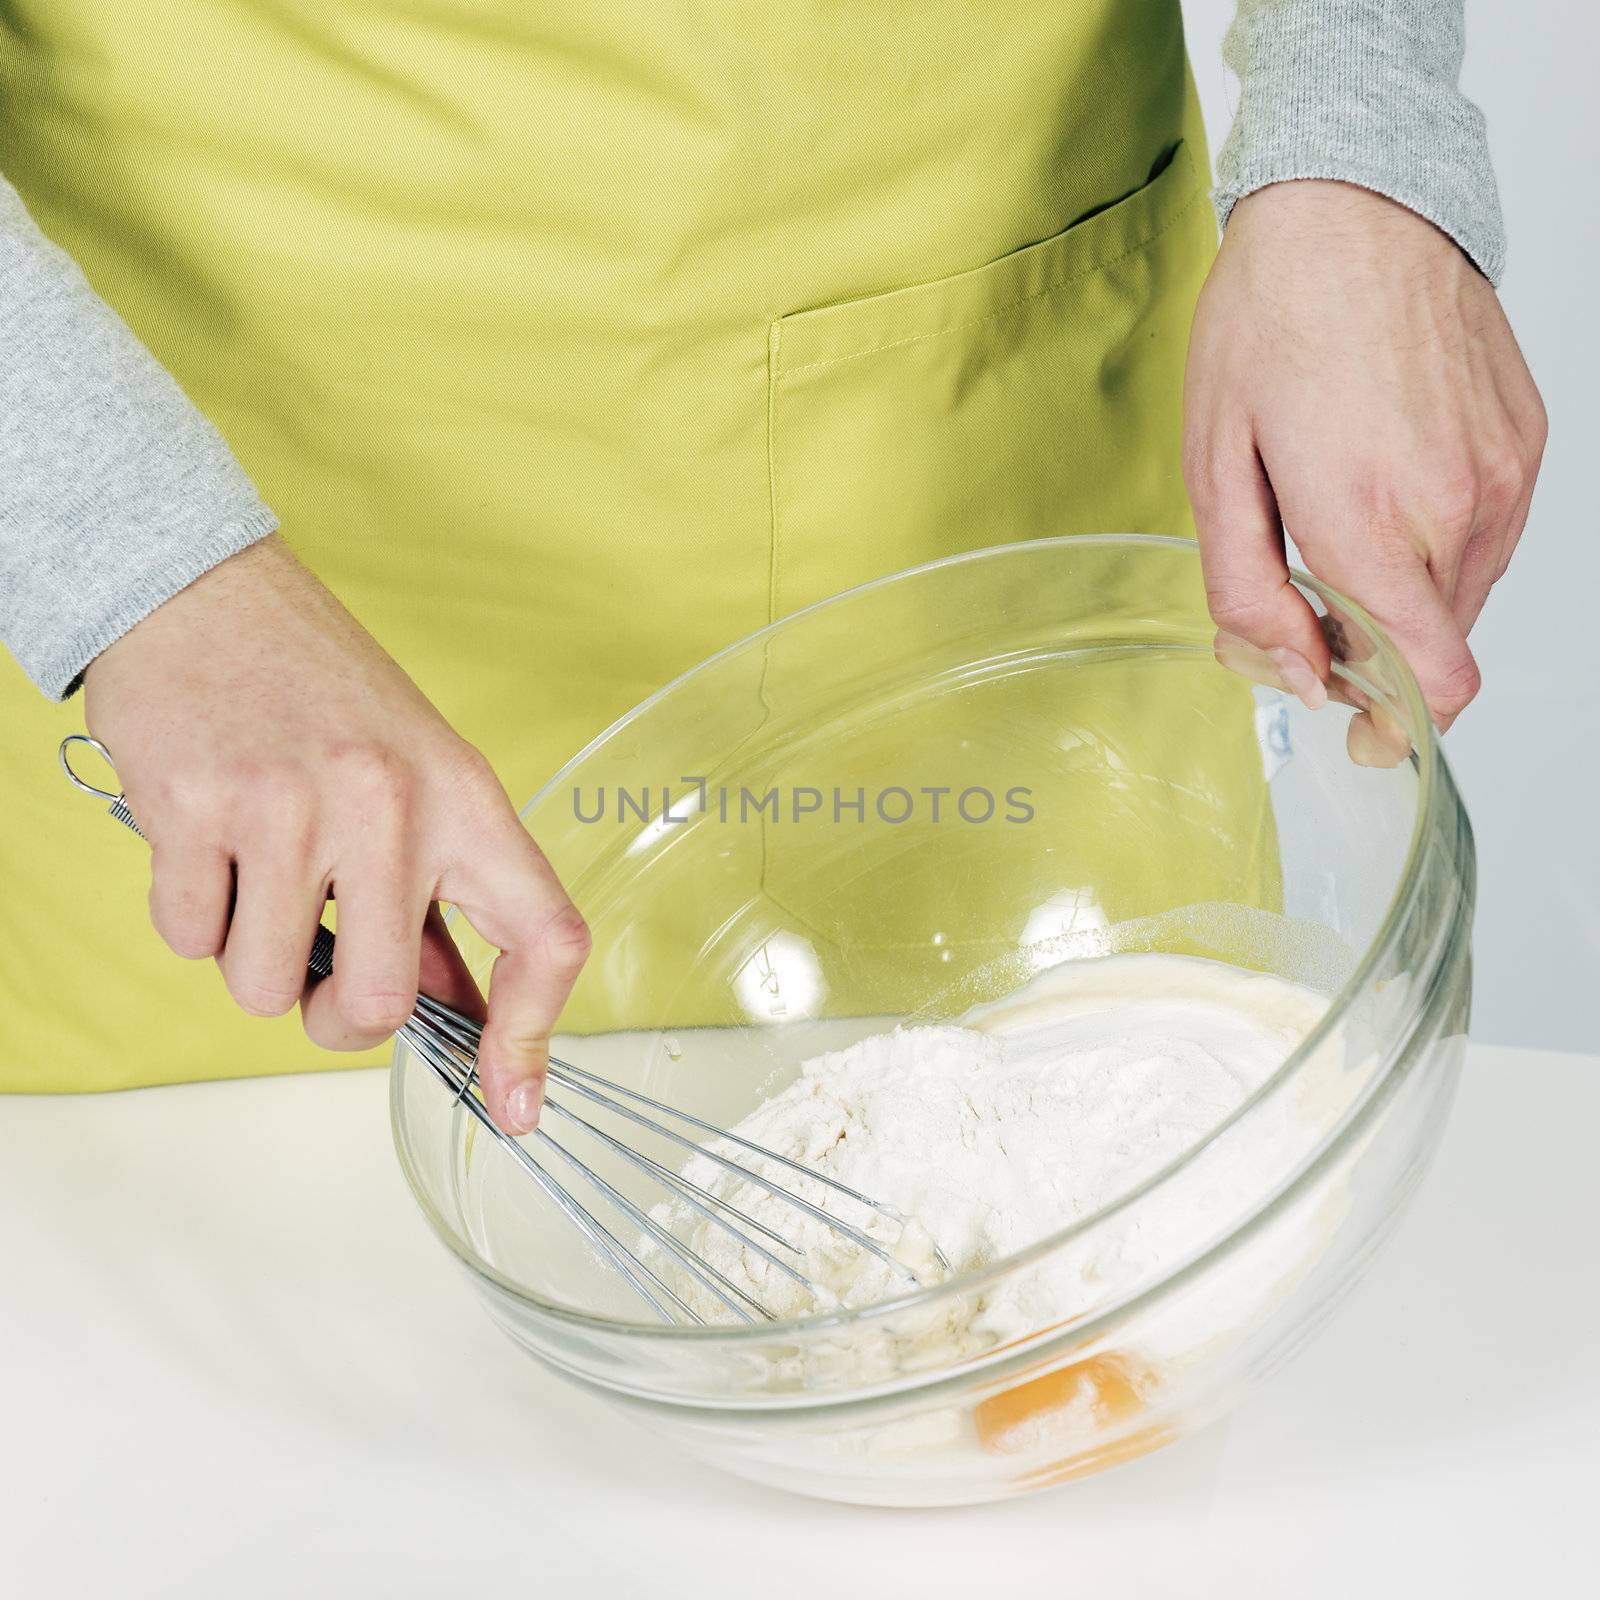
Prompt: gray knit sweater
<box><xmin>1</xmin><ymin>0</ymin><xmax>1504</xmax><ymax>699</ymax></box>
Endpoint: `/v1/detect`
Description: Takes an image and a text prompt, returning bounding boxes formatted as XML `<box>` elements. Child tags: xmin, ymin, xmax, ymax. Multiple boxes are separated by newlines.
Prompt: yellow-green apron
<box><xmin>0</xmin><ymin>2</ymin><xmax>1258</xmax><ymax>1092</ymax></box>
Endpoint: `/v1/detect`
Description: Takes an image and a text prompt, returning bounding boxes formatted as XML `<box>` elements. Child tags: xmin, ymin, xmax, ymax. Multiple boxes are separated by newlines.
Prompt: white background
<box><xmin>1183</xmin><ymin>0</ymin><xmax>1600</xmax><ymax>1052</ymax></box>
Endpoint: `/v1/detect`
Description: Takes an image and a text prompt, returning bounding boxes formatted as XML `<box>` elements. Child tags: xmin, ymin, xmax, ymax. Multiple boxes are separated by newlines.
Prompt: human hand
<box><xmin>1183</xmin><ymin>179</ymin><xmax>1546</xmax><ymax>751</ymax></box>
<box><xmin>82</xmin><ymin>534</ymin><xmax>588</xmax><ymax>1134</ymax></box>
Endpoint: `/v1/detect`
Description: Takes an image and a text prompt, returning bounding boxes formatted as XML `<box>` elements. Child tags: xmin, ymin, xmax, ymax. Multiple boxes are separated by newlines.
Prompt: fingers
<box><xmin>1346</xmin><ymin>702</ymin><xmax>1414</xmax><ymax>768</ymax></box>
<box><xmin>1332</xmin><ymin>544</ymin><xmax>1482</xmax><ymax>732</ymax></box>
<box><xmin>1184</xmin><ymin>427</ymin><xmax>1332</xmax><ymax>706</ymax></box>
<box><xmin>1450</xmin><ymin>468</ymin><xmax>1537</xmax><ymax>636</ymax></box>
<box><xmin>1449</xmin><ymin>527</ymin><xmax>1505</xmax><ymax>637</ymax></box>
<box><xmin>447</xmin><ymin>816</ymin><xmax>591</xmax><ymax>1136</ymax></box>
<box><xmin>300</xmin><ymin>874</ymin><xmax>430</xmax><ymax>1052</ymax></box>
<box><xmin>148</xmin><ymin>838</ymin><xmax>233</xmax><ymax>961</ymax></box>
<box><xmin>218</xmin><ymin>850</ymin><xmax>324</xmax><ymax>1017</ymax></box>
<box><xmin>1197</xmin><ymin>439</ymin><xmax>1481</xmax><ymax>733</ymax></box>
<box><xmin>311</xmin><ymin>905</ymin><xmax>487</xmax><ymax>1057</ymax></box>
<box><xmin>1211</xmin><ymin>629</ymin><xmax>1331</xmax><ymax>712</ymax></box>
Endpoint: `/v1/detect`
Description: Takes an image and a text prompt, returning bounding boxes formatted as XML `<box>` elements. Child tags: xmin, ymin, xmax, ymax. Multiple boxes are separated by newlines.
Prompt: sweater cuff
<box><xmin>36</xmin><ymin>505</ymin><xmax>280</xmax><ymax>701</ymax></box>
<box><xmin>1213</xmin><ymin>0</ymin><xmax>1506</xmax><ymax>284</ymax></box>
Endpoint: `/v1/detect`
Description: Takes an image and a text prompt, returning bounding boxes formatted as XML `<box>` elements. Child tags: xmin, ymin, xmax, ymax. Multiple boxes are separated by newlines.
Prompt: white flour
<box><xmin>661</xmin><ymin>953</ymin><xmax>1331</xmax><ymax>1349</ymax></box>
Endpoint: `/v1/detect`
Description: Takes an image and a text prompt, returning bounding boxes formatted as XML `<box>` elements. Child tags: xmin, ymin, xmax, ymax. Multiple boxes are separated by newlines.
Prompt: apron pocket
<box><xmin>766</xmin><ymin>139</ymin><xmax>1211</xmax><ymax>616</ymax></box>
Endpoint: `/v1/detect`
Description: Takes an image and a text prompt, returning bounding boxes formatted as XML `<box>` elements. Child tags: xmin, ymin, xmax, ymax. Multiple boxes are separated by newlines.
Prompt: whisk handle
<box><xmin>306</xmin><ymin>925</ymin><xmax>335</xmax><ymax>979</ymax></box>
<box><xmin>59</xmin><ymin>734</ymin><xmax>337</xmax><ymax>980</ymax></box>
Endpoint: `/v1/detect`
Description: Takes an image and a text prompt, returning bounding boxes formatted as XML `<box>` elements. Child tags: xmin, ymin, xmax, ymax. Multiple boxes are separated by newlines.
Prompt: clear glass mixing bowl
<box><xmin>392</xmin><ymin>533</ymin><xmax>1473</xmax><ymax>1506</ymax></box>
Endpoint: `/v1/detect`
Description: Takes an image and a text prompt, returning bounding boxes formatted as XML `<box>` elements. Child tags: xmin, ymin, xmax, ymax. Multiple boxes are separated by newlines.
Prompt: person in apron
<box><xmin>0</xmin><ymin>4</ymin><xmax>1543</xmax><ymax>1131</ymax></box>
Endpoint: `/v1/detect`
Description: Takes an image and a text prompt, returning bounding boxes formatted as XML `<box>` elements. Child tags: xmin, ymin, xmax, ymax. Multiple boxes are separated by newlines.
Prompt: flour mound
<box><xmin>658</xmin><ymin>953</ymin><xmax>1329</xmax><ymax>1341</ymax></box>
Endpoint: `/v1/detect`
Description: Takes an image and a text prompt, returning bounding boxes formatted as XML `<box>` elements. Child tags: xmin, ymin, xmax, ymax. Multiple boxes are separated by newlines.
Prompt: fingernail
<box><xmin>507</xmin><ymin>1080</ymin><xmax>544</xmax><ymax>1135</ymax></box>
<box><xmin>1216</xmin><ymin>627</ymin><xmax>1267</xmax><ymax>672</ymax></box>
<box><xmin>1268</xmin><ymin>647</ymin><xmax>1328</xmax><ymax>711</ymax></box>
<box><xmin>1214</xmin><ymin>630</ymin><xmax>1282</xmax><ymax>687</ymax></box>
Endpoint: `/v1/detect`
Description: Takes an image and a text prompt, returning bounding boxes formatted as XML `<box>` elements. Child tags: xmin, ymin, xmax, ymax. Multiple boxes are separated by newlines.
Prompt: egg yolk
<box><xmin>973</xmin><ymin>1351</ymin><xmax>1173</xmax><ymax>1485</ymax></box>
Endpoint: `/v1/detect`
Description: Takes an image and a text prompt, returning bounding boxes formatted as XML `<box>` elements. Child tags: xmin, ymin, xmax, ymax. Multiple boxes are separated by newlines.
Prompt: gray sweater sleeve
<box><xmin>1215</xmin><ymin>0</ymin><xmax>1506</xmax><ymax>283</ymax></box>
<box><xmin>1</xmin><ymin>177</ymin><xmax>277</xmax><ymax>700</ymax></box>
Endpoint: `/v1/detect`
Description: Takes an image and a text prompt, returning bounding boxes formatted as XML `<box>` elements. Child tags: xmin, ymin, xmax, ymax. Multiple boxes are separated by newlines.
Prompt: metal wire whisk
<box><xmin>60</xmin><ymin>735</ymin><xmax>948</xmax><ymax>1326</ymax></box>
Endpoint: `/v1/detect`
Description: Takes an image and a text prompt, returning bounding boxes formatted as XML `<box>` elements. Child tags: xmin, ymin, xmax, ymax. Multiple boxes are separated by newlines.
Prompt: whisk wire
<box><xmin>413</xmin><ymin>989</ymin><xmax>936</xmax><ymax>1291</ymax></box>
<box><xmin>544</xmin><ymin>1099</ymin><xmax>827</xmax><ymax>1305</ymax></box>
<box><xmin>400</xmin><ymin>1019</ymin><xmax>695</xmax><ymax>1323</ymax></box>
<box><xmin>536</xmin><ymin>1065</ymin><xmax>924</xmax><ymax>1288</ymax></box>
<box><xmin>532</xmin><ymin>1123</ymin><xmax>769</xmax><ymax>1323</ymax></box>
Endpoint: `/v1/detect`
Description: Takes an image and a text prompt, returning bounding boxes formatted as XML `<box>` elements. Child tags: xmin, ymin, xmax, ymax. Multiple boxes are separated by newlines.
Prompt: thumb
<box><xmin>1186</xmin><ymin>431</ymin><xmax>1330</xmax><ymax>707</ymax></box>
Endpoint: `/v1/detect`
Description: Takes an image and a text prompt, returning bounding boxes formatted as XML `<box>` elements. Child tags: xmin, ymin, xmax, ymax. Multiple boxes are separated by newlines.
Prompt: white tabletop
<box><xmin>3</xmin><ymin>1042</ymin><xmax>1595</xmax><ymax>1598</ymax></box>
